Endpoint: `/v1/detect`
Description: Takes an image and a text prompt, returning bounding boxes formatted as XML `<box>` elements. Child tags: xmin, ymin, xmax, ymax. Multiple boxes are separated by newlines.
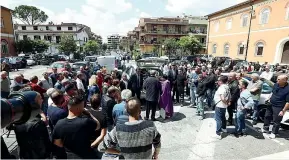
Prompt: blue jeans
<box><xmin>190</xmin><ymin>86</ymin><xmax>197</xmax><ymax>105</ymax></box>
<box><xmin>206</xmin><ymin>89</ymin><xmax>213</xmax><ymax>108</ymax></box>
<box><xmin>197</xmin><ymin>95</ymin><xmax>205</xmax><ymax>116</ymax></box>
<box><xmin>252</xmin><ymin>100</ymin><xmax>259</xmax><ymax>121</ymax></box>
<box><xmin>215</xmin><ymin>107</ymin><xmax>227</xmax><ymax>135</ymax></box>
<box><xmin>235</xmin><ymin>110</ymin><xmax>246</xmax><ymax>133</ymax></box>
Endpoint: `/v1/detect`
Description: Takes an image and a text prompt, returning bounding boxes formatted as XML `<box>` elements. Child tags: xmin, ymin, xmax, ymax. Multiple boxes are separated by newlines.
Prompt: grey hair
<box><xmin>251</xmin><ymin>73</ymin><xmax>260</xmax><ymax>79</ymax></box>
<box><xmin>121</xmin><ymin>89</ymin><xmax>132</xmax><ymax>100</ymax></box>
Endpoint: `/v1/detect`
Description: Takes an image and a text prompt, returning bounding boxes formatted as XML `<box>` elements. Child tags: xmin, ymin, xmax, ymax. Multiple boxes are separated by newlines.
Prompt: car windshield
<box><xmin>51</xmin><ymin>62</ymin><xmax>64</xmax><ymax>68</ymax></box>
<box><xmin>73</xmin><ymin>63</ymin><xmax>86</xmax><ymax>67</ymax></box>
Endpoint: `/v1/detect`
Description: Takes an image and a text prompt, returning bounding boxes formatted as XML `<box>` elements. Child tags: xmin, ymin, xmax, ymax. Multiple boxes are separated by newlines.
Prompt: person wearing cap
<box><xmin>247</xmin><ymin>73</ymin><xmax>263</xmax><ymax>125</ymax></box>
<box><xmin>260</xmin><ymin>66</ymin><xmax>273</xmax><ymax>81</ymax></box>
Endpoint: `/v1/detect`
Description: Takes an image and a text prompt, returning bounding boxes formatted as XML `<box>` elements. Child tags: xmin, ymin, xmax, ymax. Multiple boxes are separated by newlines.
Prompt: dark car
<box><xmin>222</xmin><ymin>58</ymin><xmax>246</xmax><ymax>71</ymax></box>
<box><xmin>14</xmin><ymin>57</ymin><xmax>27</xmax><ymax>68</ymax></box>
<box><xmin>72</xmin><ymin>61</ymin><xmax>91</xmax><ymax>72</ymax></box>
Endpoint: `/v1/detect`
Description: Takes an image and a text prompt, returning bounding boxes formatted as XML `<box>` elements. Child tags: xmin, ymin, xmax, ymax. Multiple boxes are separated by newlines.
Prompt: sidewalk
<box><xmin>250</xmin><ymin>150</ymin><xmax>289</xmax><ymax>160</ymax></box>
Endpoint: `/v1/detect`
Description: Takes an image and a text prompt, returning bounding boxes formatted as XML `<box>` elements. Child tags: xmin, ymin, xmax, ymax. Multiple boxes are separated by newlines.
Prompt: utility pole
<box><xmin>245</xmin><ymin>4</ymin><xmax>254</xmax><ymax>61</ymax></box>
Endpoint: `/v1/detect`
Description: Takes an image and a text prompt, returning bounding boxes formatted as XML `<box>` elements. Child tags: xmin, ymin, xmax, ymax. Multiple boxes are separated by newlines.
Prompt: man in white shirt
<box><xmin>163</xmin><ymin>63</ymin><xmax>169</xmax><ymax>76</ymax></box>
<box><xmin>260</xmin><ymin>66</ymin><xmax>273</xmax><ymax>81</ymax></box>
<box><xmin>38</xmin><ymin>72</ymin><xmax>53</xmax><ymax>115</ymax></box>
<box><xmin>9</xmin><ymin>57</ymin><xmax>17</xmax><ymax>71</ymax></box>
<box><xmin>213</xmin><ymin>76</ymin><xmax>230</xmax><ymax>139</ymax></box>
<box><xmin>76</xmin><ymin>71</ymin><xmax>85</xmax><ymax>92</ymax></box>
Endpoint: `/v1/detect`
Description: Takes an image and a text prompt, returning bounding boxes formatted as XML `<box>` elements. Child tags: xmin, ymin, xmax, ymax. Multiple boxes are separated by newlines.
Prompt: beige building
<box><xmin>138</xmin><ymin>17</ymin><xmax>189</xmax><ymax>53</ymax></box>
<box><xmin>207</xmin><ymin>0</ymin><xmax>289</xmax><ymax>64</ymax></box>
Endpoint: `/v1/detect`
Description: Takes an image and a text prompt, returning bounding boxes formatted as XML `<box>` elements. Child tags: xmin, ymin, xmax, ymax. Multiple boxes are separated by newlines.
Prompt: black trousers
<box><xmin>146</xmin><ymin>100</ymin><xmax>157</xmax><ymax>119</ymax></box>
<box><xmin>132</xmin><ymin>89</ymin><xmax>141</xmax><ymax>100</ymax></box>
<box><xmin>178</xmin><ymin>87</ymin><xmax>185</xmax><ymax>104</ymax></box>
<box><xmin>263</xmin><ymin>105</ymin><xmax>283</xmax><ymax>134</ymax></box>
<box><xmin>227</xmin><ymin>102</ymin><xmax>236</xmax><ymax>123</ymax></box>
<box><xmin>172</xmin><ymin>84</ymin><xmax>179</xmax><ymax>103</ymax></box>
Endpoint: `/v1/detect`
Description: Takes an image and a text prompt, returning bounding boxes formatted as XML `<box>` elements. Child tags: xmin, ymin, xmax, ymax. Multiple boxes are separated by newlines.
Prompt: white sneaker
<box><xmin>269</xmin><ymin>133</ymin><xmax>276</xmax><ymax>139</ymax></box>
<box><xmin>222</xmin><ymin>129</ymin><xmax>227</xmax><ymax>133</ymax></box>
<box><xmin>212</xmin><ymin>134</ymin><xmax>222</xmax><ymax>140</ymax></box>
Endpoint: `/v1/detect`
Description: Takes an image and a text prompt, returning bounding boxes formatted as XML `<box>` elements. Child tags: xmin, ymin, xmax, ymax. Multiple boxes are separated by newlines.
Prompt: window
<box><xmin>212</xmin><ymin>44</ymin><xmax>217</xmax><ymax>54</ymax></box>
<box><xmin>44</xmin><ymin>35</ymin><xmax>48</xmax><ymax>40</ymax></box>
<box><xmin>224</xmin><ymin>44</ymin><xmax>230</xmax><ymax>55</ymax></box>
<box><xmin>57</xmin><ymin>26</ymin><xmax>61</xmax><ymax>30</ymax></box>
<box><xmin>56</xmin><ymin>36</ymin><xmax>61</xmax><ymax>43</ymax></box>
<box><xmin>238</xmin><ymin>43</ymin><xmax>245</xmax><ymax>55</ymax></box>
<box><xmin>34</xmin><ymin>35</ymin><xmax>41</xmax><ymax>40</ymax></box>
<box><xmin>33</xmin><ymin>26</ymin><xmax>38</xmax><ymax>30</ymax></box>
<box><xmin>1</xmin><ymin>40</ymin><xmax>9</xmax><ymax>54</ymax></box>
<box><xmin>260</xmin><ymin>8</ymin><xmax>270</xmax><ymax>24</ymax></box>
<box><xmin>0</xmin><ymin>18</ymin><xmax>3</xmax><ymax>28</ymax></box>
<box><xmin>241</xmin><ymin>14</ymin><xmax>249</xmax><ymax>27</ymax></box>
<box><xmin>255</xmin><ymin>42</ymin><xmax>264</xmax><ymax>56</ymax></box>
<box><xmin>23</xmin><ymin>35</ymin><xmax>28</xmax><ymax>40</ymax></box>
<box><xmin>68</xmin><ymin>26</ymin><xmax>73</xmax><ymax>30</ymax></box>
<box><xmin>47</xmin><ymin>36</ymin><xmax>52</xmax><ymax>42</ymax></box>
<box><xmin>226</xmin><ymin>18</ymin><xmax>232</xmax><ymax>30</ymax></box>
<box><xmin>214</xmin><ymin>21</ymin><xmax>219</xmax><ymax>32</ymax></box>
<box><xmin>22</xmin><ymin>26</ymin><xmax>26</xmax><ymax>30</ymax></box>
<box><xmin>46</xmin><ymin>26</ymin><xmax>49</xmax><ymax>30</ymax></box>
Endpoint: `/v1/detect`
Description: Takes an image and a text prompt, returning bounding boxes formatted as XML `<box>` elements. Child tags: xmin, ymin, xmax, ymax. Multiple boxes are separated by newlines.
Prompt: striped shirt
<box><xmin>98</xmin><ymin>120</ymin><xmax>161</xmax><ymax>159</ymax></box>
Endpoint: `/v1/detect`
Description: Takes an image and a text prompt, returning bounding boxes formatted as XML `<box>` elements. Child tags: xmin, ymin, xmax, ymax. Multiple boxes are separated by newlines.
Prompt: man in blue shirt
<box><xmin>263</xmin><ymin>75</ymin><xmax>289</xmax><ymax>139</ymax></box>
<box><xmin>112</xmin><ymin>89</ymin><xmax>132</xmax><ymax>125</ymax></box>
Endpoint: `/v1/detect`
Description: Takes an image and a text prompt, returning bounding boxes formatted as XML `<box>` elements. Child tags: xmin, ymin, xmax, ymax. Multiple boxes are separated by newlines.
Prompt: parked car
<box><xmin>47</xmin><ymin>61</ymin><xmax>72</xmax><ymax>73</ymax></box>
<box><xmin>84</xmin><ymin>55</ymin><xmax>99</xmax><ymax>62</ymax></box>
<box><xmin>26</xmin><ymin>59</ymin><xmax>36</xmax><ymax>66</ymax></box>
<box><xmin>71</xmin><ymin>61</ymin><xmax>90</xmax><ymax>72</ymax></box>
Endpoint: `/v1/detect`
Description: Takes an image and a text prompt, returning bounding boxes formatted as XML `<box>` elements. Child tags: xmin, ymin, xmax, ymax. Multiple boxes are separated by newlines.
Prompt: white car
<box><xmin>26</xmin><ymin>59</ymin><xmax>36</xmax><ymax>66</ymax></box>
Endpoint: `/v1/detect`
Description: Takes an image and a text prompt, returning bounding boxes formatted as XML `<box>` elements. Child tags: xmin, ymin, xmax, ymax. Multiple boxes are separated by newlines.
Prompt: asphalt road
<box><xmin>3</xmin><ymin>64</ymin><xmax>289</xmax><ymax>159</ymax></box>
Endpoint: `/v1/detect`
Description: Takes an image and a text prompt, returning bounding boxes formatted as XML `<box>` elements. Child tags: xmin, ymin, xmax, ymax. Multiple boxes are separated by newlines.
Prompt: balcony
<box><xmin>140</xmin><ymin>30</ymin><xmax>188</xmax><ymax>36</ymax></box>
<box><xmin>188</xmin><ymin>30</ymin><xmax>207</xmax><ymax>36</ymax></box>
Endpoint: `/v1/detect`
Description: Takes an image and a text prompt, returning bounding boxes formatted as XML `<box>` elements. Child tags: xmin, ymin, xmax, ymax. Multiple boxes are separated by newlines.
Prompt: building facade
<box><xmin>15</xmin><ymin>23</ymin><xmax>89</xmax><ymax>54</ymax></box>
<box><xmin>207</xmin><ymin>0</ymin><xmax>289</xmax><ymax>64</ymax></box>
<box><xmin>107</xmin><ymin>34</ymin><xmax>121</xmax><ymax>49</ymax></box>
<box><xmin>1</xmin><ymin>6</ymin><xmax>16</xmax><ymax>57</ymax></box>
<box><xmin>138</xmin><ymin>17</ymin><xmax>189</xmax><ymax>53</ymax></box>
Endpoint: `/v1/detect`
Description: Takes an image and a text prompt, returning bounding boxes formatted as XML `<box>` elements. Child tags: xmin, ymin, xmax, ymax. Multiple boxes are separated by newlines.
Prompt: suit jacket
<box><xmin>143</xmin><ymin>76</ymin><xmax>162</xmax><ymax>102</ymax></box>
<box><xmin>128</xmin><ymin>73</ymin><xmax>143</xmax><ymax>91</ymax></box>
<box><xmin>168</xmin><ymin>69</ymin><xmax>178</xmax><ymax>85</ymax></box>
<box><xmin>119</xmin><ymin>80</ymin><xmax>127</xmax><ymax>91</ymax></box>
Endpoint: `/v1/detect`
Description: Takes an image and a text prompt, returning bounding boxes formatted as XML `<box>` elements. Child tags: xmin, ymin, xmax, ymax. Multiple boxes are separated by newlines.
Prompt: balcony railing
<box><xmin>140</xmin><ymin>30</ymin><xmax>188</xmax><ymax>35</ymax></box>
<box><xmin>189</xmin><ymin>30</ymin><xmax>207</xmax><ymax>34</ymax></box>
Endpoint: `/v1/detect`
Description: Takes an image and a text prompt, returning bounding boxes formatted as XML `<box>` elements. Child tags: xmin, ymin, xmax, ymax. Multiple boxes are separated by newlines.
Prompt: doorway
<box><xmin>281</xmin><ymin>41</ymin><xmax>289</xmax><ymax>64</ymax></box>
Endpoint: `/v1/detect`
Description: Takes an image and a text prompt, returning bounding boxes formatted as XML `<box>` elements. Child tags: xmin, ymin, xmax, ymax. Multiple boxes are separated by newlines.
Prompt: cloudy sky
<box><xmin>2</xmin><ymin>0</ymin><xmax>245</xmax><ymax>42</ymax></box>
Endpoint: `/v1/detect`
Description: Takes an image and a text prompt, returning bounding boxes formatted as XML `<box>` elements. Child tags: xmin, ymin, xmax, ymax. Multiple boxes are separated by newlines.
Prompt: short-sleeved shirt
<box><xmin>52</xmin><ymin>117</ymin><xmax>98</xmax><ymax>159</ymax></box>
<box><xmin>87</xmin><ymin>109</ymin><xmax>107</xmax><ymax>140</ymax></box>
<box><xmin>270</xmin><ymin>83</ymin><xmax>289</xmax><ymax>108</ymax></box>
<box><xmin>214</xmin><ymin>84</ymin><xmax>230</xmax><ymax>108</ymax></box>
<box><xmin>248</xmin><ymin>80</ymin><xmax>263</xmax><ymax>101</ymax></box>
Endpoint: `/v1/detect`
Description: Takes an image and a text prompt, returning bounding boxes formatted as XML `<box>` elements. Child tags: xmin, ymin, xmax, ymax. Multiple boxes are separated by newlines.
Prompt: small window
<box><xmin>33</xmin><ymin>26</ymin><xmax>38</xmax><ymax>30</ymax></box>
<box><xmin>212</xmin><ymin>44</ymin><xmax>217</xmax><ymax>54</ymax></box>
<box><xmin>241</xmin><ymin>14</ymin><xmax>249</xmax><ymax>27</ymax></box>
<box><xmin>34</xmin><ymin>35</ymin><xmax>41</xmax><ymax>40</ymax></box>
<box><xmin>47</xmin><ymin>36</ymin><xmax>52</xmax><ymax>42</ymax></box>
<box><xmin>1</xmin><ymin>18</ymin><xmax>4</xmax><ymax>28</ymax></box>
<box><xmin>68</xmin><ymin>27</ymin><xmax>73</xmax><ymax>30</ymax></box>
<box><xmin>22</xmin><ymin>26</ymin><xmax>26</xmax><ymax>30</ymax></box>
<box><xmin>214</xmin><ymin>21</ymin><xmax>219</xmax><ymax>32</ymax></box>
<box><xmin>23</xmin><ymin>35</ymin><xmax>28</xmax><ymax>40</ymax></box>
<box><xmin>224</xmin><ymin>44</ymin><xmax>229</xmax><ymax>55</ymax></box>
<box><xmin>44</xmin><ymin>35</ymin><xmax>48</xmax><ymax>40</ymax></box>
<box><xmin>56</xmin><ymin>36</ymin><xmax>61</xmax><ymax>43</ymax></box>
<box><xmin>46</xmin><ymin>26</ymin><xmax>49</xmax><ymax>30</ymax></box>
<box><xmin>255</xmin><ymin>42</ymin><xmax>264</xmax><ymax>56</ymax></box>
<box><xmin>260</xmin><ymin>8</ymin><xmax>270</xmax><ymax>24</ymax></box>
<box><xmin>57</xmin><ymin>26</ymin><xmax>61</xmax><ymax>30</ymax></box>
<box><xmin>226</xmin><ymin>18</ymin><xmax>232</xmax><ymax>30</ymax></box>
<box><xmin>1</xmin><ymin>40</ymin><xmax>9</xmax><ymax>54</ymax></box>
<box><xmin>238</xmin><ymin>43</ymin><xmax>245</xmax><ymax>55</ymax></box>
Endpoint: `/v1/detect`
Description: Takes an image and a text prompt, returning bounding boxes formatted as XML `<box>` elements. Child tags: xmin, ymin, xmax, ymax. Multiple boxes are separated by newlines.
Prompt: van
<box><xmin>97</xmin><ymin>56</ymin><xmax>118</xmax><ymax>73</ymax></box>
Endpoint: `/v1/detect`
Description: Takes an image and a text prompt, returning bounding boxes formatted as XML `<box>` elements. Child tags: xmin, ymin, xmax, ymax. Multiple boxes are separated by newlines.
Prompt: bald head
<box><xmin>277</xmin><ymin>74</ymin><xmax>288</xmax><ymax>86</ymax></box>
<box><xmin>126</xmin><ymin>98</ymin><xmax>141</xmax><ymax>117</ymax></box>
<box><xmin>228</xmin><ymin>72</ymin><xmax>237</xmax><ymax>81</ymax></box>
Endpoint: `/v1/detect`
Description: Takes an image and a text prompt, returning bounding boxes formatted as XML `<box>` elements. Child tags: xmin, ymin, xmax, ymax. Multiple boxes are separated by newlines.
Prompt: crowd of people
<box><xmin>0</xmin><ymin>58</ymin><xmax>289</xmax><ymax>159</ymax></box>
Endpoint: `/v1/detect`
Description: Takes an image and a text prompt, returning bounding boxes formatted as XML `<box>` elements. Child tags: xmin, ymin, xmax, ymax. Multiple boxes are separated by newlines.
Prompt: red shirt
<box><xmin>29</xmin><ymin>83</ymin><xmax>47</xmax><ymax>98</ymax></box>
<box><xmin>97</xmin><ymin>75</ymin><xmax>103</xmax><ymax>93</ymax></box>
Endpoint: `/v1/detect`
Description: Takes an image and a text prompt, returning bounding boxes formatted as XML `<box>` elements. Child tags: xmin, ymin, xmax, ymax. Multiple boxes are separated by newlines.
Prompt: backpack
<box><xmin>13</xmin><ymin>118</ymin><xmax>52</xmax><ymax>159</ymax></box>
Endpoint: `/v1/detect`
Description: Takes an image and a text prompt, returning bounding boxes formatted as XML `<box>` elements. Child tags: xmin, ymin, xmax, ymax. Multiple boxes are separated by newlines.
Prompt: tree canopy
<box><xmin>83</xmin><ymin>40</ymin><xmax>100</xmax><ymax>55</ymax></box>
<box><xmin>15</xmin><ymin>39</ymin><xmax>49</xmax><ymax>54</ymax></box>
<box><xmin>102</xmin><ymin>43</ymin><xmax>107</xmax><ymax>51</ymax></box>
<box><xmin>178</xmin><ymin>35</ymin><xmax>203</xmax><ymax>55</ymax></box>
<box><xmin>163</xmin><ymin>38</ymin><xmax>179</xmax><ymax>56</ymax></box>
<box><xmin>58</xmin><ymin>34</ymin><xmax>77</xmax><ymax>55</ymax></box>
<box><xmin>13</xmin><ymin>5</ymin><xmax>48</xmax><ymax>25</ymax></box>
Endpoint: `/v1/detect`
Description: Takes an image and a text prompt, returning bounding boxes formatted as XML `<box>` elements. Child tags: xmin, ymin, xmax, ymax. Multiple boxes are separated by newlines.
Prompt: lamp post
<box><xmin>160</xmin><ymin>45</ymin><xmax>164</xmax><ymax>56</ymax></box>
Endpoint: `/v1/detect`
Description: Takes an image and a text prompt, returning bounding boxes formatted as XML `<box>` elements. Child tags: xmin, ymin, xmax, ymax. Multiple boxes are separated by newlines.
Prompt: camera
<box><xmin>1</xmin><ymin>91</ymin><xmax>42</xmax><ymax>128</ymax></box>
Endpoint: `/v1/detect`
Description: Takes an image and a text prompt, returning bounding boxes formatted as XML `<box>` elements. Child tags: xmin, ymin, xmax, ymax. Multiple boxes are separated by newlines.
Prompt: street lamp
<box><xmin>160</xmin><ymin>45</ymin><xmax>164</xmax><ymax>56</ymax></box>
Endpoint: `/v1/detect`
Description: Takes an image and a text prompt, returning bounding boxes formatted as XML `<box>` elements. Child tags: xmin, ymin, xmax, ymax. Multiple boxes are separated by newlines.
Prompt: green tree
<box><xmin>129</xmin><ymin>45</ymin><xmax>134</xmax><ymax>52</ymax></box>
<box><xmin>58</xmin><ymin>34</ymin><xmax>77</xmax><ymax>55</ymax></box>
<box><xmin>178</xmin><ymin>35</ymin><xmax>203</xmax><ymax>55</ymax></box>
<box><xmin>33</xmin><ymin>40</ymin><xmax>49</xmax><ymax>53</ymax></box>
<box><xmin>13</xmin><ymin>5</ymin><xmax>48</xmax><ymax>25</ymax></box>
<box><xmin>102</xmin><ymin>43</ymin><xmax>107</xmax><ymax>51</ymax></box>
<box><xmin>152</xmin><ymin>46</ymin><xmax>159</xmax><ymax>54</ymax></box>
<box><xmin>15</xmin><ymin>39</ymin><xmax>48</xmax><ymax>53</ymax></box>
<box><xmin>163</xmin><ymin>38</ymin><xmax>179</xmax><ymax>57</ymax></box>
<box><xmin>119</xmin><ymin>45</ymin><xmax>124</xmax><ymax>51</ymax></box>
<box><xmin>84</xmin><ymin>40</ymin><xmax>100</xmax><ymax>55</ymax></box>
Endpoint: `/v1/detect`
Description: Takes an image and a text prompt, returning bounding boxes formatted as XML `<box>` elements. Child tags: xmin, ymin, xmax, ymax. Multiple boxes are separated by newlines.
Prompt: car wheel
<box><xmin>258</xmin><ymin>105</ymin><xmax>267</xmax><ymax>122</ymax></box>
<box><xmin>281</xmin><ymin>123</ymin><xmax>289</xmax><ymax>130</ymax></box>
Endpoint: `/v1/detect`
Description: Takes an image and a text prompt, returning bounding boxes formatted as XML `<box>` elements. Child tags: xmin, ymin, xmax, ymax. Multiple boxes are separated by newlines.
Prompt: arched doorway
<box><xmin>281</xmin><ymin>41</ymin><xmax>289</xmax><ymax>64</ymax></box>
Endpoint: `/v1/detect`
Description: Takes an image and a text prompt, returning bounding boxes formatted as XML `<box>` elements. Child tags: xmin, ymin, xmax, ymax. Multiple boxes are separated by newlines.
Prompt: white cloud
<box><xmin>165</xmin><ymin>0</ymin><xmax>247</xmax><ymax>15</ymax></box>
<box><xmin>86</xmin><ymin>0</ymin><xmax>132</xmax><ymax>14</ymax></box>
<box><xmin>140</xmin><ymin>12</ymin><xmax>151</xmax><ymax>18</ymax></box>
